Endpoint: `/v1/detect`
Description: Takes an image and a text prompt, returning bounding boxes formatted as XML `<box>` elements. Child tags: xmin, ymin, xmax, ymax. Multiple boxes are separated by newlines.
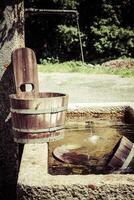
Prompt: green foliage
<box><xmin>90</xmin><ymin>1</ymin><xmax>134</xmax><ymax>58</ymax></box>
<box><xmin>25</xmin><ymin>0</ymin><xmax>77</xmax><ymax>10</ymax></box>
<box><xmin>52</xmin><ymin>0</ymin><xmax>78</xmax><ymax>9</ymax></box>
<box><xmin>38</xmin><ymin>61</ymin><xmax>84</xmax><ymax>73</ymax></box>
<box><xmin>56</xmin><ymin>25</ymin><xmax>86</xmax><ymax>60</ymax></box>
<box><xmin>40</xmin><ymin>57</ymin><xmax>59</xmax><ymax>64</ymax></box>
<box><xmin>91</xmin><ymin>21</ymin><xmax>134</xmax><ymax>57</ymax></box>
<box><xmin>57</xmin><ymin>24</ymin><xmax>86</xmax><ymax>47</ymax></box>
<box><xmin>38</xmin><ymin>60</ymin><xmax>134</xmax><ymax>77</ymax></box>
<box><xmin>25</xmin><ymin>0</ymin><xmax>134</xmax><ymax>61</ymax></box>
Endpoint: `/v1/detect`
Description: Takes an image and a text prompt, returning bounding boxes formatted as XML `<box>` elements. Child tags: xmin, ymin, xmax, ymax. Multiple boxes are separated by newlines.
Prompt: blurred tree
<box><xmin>90</xmin><ymin>0</ymin><xmax>134</xmax><ymax>58</ymax></box>
<box><xmin>24</xmin><ymin>0</ymin><xmax>134</xmax><ymax>61</ymax></box>
<box><xmin>24</xmin><ymin>0</ymin><xmax>82</xmax><ymax>61</ymax></box>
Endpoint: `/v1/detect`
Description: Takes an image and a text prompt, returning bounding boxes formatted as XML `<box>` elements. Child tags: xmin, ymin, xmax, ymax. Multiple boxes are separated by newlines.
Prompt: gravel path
<box><xmin>38</xmin><ymin>72</ymin><xmax>134</xmax><ymax>103</ymax></box>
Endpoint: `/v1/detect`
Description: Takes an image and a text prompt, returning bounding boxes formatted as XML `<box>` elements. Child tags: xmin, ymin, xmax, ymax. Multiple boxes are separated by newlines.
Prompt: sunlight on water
<box><xmin>49</xmin><ymin>118</ymin><xmax>134</xmax><ymax>175</ymax></box>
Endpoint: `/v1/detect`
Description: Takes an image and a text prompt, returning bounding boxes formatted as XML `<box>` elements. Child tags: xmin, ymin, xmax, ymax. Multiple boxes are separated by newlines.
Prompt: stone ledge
<box><xmin>17</xmin><ymin>103</ymin><xmax>134</xmax><ymax>200</ymax></box>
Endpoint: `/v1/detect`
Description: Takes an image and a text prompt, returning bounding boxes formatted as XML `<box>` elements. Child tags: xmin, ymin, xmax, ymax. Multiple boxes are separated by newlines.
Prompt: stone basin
<box><xmin>17</xmin><ymin>103</ymin><xmax>134</xmax><ymax>200</ymax></box>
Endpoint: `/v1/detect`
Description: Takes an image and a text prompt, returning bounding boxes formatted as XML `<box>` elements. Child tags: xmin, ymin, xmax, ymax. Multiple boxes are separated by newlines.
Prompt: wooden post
<box><xmin>0</xmin><ymin>0</ymin><xmax>25</xmax><ymax>71</ymax></box>
<box><xmin>0</xmin><ymin>0</ymin><xmax>25</xmax><ymax>198</ymax></box>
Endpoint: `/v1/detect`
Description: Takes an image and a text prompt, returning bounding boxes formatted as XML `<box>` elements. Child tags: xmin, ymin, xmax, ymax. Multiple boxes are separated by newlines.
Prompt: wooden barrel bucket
<box><xmin>107</xmin><ymin>136</ymin><xmax>134</xmax><ymax>170</ymax></box>
<box><xmin>9</xmin><ymin>92</ymin><xmax>68</xmax><ymax>143</ymax></box>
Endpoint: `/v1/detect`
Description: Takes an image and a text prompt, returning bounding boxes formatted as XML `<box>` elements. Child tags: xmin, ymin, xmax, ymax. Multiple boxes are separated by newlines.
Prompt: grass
<box><xmin>38</xmin><ymin>60</ymin><xmax>134</xmax><ymax>78</ymax></box>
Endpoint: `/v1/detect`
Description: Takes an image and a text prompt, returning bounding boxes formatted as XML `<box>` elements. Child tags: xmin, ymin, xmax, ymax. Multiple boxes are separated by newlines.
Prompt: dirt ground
<box><xmin>38</xmin><ymin>72</ymin><xmax>134</xmax><ymax>103</ymax></box>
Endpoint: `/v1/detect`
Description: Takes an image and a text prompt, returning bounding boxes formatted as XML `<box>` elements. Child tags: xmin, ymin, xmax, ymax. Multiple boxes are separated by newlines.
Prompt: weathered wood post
<box><xmin>0</xmin><ymin>0</ymin><xmax>24</xmax><ymax>69</ymax></box>
<box><xmin>0</xmin><ymin>0</ymin><xmax>24</xmax><ymax>199</ymax></box>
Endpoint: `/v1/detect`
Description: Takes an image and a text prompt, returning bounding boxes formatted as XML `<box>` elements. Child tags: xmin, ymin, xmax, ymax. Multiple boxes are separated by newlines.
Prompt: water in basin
<box><xmin>49</xmin><ymin>118</ymin><xmax>134</xmax><ymax>175</ymax></box>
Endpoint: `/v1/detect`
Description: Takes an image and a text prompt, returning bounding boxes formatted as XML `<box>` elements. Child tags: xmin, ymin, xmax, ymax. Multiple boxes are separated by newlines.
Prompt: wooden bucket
<box><xmin>107</xmin><ymin>136</ymin><xmax>134</xmax><ymax>170</ymax></box>
<box><xmin>10</xmin><ymin>92</ymin><xmax>68</xmax><ymax>143</ymax></box>
<box><xmin>10</xmin><ymin>48</ymin><xmax>68</xmax><ymax>143</ymax></box>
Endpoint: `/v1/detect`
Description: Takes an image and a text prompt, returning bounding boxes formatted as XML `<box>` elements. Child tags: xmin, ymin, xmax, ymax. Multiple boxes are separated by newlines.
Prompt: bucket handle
<box><xmin>12</xmin><ymin>48</ymin><xmax>39</xmax><ymax>97</ymax></box>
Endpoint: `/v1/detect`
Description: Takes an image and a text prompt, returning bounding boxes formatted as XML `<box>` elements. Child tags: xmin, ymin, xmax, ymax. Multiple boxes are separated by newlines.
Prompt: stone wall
<box><xmin>18</xmin><ymin>184</ymin><xmax>134</xmax><ymax>200</ymax></box>
<box><xmin>0</xmin><ymin>1</ymin><xmax>24</xmax><ymax>200</ymax></box>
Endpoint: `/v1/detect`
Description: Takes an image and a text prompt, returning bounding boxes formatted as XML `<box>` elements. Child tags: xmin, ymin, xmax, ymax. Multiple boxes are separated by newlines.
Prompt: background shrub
<box><xmin>25</xmin><ymin>0</ymin><xmax>134</xmax><ymax>62</ymax></box>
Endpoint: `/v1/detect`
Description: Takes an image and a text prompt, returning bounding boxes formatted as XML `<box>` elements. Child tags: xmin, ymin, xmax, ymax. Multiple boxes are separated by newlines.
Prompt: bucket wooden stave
<box><xmin>107</xmin><ymin>136</ymin><xmax>134</xmax><ymax>170</ymax></box>
<box><xmin>10</xmin><ymin>92</ymin><xmax>68</xmax><ymax>143</ymax></box>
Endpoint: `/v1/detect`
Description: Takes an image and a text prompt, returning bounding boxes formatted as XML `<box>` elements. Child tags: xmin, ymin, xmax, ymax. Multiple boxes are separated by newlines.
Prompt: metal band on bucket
<box><xmin>12</xmin><ymin>125</ymin><xmax>64</xmax><ymax>134</ymax></box>
<box><xmin>14</xmin><ymin>131</ymin><xmax>64</xmax><ymax>143</ymax></box>
<box><xmin>10</xmin><ymin>106</ymin><xmax>67</xmax><ymax>114</ymax></box>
